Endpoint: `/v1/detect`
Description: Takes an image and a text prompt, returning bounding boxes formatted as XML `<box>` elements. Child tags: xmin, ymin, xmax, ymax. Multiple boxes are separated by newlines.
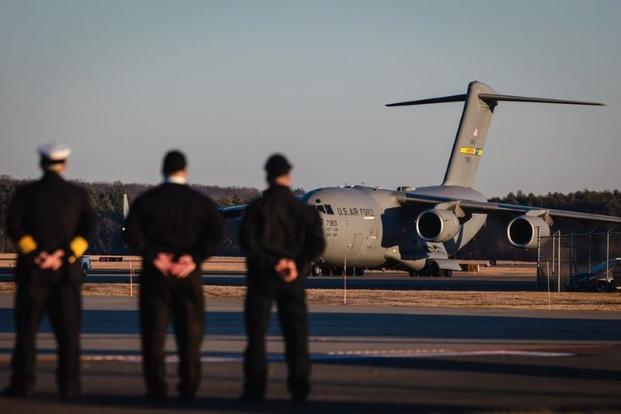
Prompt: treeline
<box><xmin>0</xmin><ymin>175</ymin><xmax>262</xmax><ymax>254</ymax></box>
<box><xmin>488</xmin><ymin>190</ymin><xmax>621</xmax><ymax>217</ymax></box>
<box><xmin>1</xmin><ymin>176</ymin><xmax>619</xmax><ymax>259</ymax></box>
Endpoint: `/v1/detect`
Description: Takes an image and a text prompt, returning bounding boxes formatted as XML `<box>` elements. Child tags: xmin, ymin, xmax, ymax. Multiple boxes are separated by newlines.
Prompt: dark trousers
<box><xmin>139</xmin><ymin>274</ymin><xmax>204</xmax><ymax>397</ymax></box>
<box><xmin>243</xmin><ymin>275</ymin><xmax>310</xmax><ymax>399</ymax></box>
<box><xmin>11</xmin><ymin>277</ymin><xmax>81</xmax><ymax>395</ymax></box>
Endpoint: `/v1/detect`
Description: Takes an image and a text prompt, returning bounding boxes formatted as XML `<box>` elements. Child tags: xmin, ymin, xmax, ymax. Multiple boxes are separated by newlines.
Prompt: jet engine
<box><xmin>506</xmin><ymin>216</ymin><xmax>550</xmax><ymax>249</ymax></box>
<box><xmin>415</xmin><ymin>209</ymin><xmax>460</xmax><ymax>242</ymax></box>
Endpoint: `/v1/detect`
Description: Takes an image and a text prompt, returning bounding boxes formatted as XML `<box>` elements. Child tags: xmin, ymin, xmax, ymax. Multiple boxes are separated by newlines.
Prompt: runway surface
<box><xmin>0</xmin><ymin>271</ymin><xmax>538</xmax><ymax>291</ymax></box>
<box><xmin>0</xmin><ymin>288</ymin><xmax>619</xmax><ymax>413</ymax></box>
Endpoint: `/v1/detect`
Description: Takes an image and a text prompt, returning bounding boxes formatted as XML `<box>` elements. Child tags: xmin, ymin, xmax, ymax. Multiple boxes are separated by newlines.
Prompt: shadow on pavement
<box><xmin>3</xmin><ymin>392</ymin><xmax>621</xmax><ymax>413</ymax></box>
<box><xmin>0</xmin><ymin>309</ymin><xmax>620</xmax><ymax>341</ymax></box>
<box><xmin>316</xmin><ymin>357</ymin><xmax>621</xmax><ymax>381</ymax></box>
<box><xmin>10</xmin><ymin>393</ymin><xmax>486</xmax><ymax>413</ymax></box>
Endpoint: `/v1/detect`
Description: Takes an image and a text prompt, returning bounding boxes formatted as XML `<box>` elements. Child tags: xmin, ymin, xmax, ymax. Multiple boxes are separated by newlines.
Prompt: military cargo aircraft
<box><xmin>224</xmin><ymin>81</ymin><xmax>621</xmax><ymax>277</ymax></box>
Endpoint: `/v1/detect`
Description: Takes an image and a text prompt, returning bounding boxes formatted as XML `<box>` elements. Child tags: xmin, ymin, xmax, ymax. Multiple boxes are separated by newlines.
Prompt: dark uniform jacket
<box><xmin>239</xmin><ymin>185</ymin><xmax>325</xmax><ymax>279</ymax></box>
<box><xmin>124</xmin><ymin>182</ymin><xmax>225</xmax><ymax>276</ymax></box>
<box><xmin>6</xmin><ymin>172</ymin><xmax>94</xmax><ymax>283</ymax></box>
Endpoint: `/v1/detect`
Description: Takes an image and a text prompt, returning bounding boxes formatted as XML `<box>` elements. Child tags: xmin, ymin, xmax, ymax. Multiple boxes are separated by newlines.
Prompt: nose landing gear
<box><xmin>409</xmin><ymin>261</ymin><xmax>452</xmax><ymax>277</ymax></box>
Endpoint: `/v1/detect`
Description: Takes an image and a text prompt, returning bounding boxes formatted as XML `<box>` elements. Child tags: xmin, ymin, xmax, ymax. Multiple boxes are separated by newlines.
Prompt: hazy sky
<box><xmin>1</xmin><ymin>0</ymin><xmax>619</xmax><ymax>196</ymax></box>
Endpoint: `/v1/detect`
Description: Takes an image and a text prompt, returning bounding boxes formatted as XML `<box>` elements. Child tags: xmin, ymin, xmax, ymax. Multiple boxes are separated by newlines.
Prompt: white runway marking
<box><xmin>78</xmin><ymin>348</ymin><xmax>573</xmax><ymax>364</ymax></box>
<box><xmin>323</xmin><ymin>349</ymin><xmax>574</xmax><ymax>358</ymax></box>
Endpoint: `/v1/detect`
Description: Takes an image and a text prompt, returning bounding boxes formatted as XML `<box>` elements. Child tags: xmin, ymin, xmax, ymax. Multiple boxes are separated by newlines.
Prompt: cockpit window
<box><xmin>324</xmin><ymin>204</ymin><xmax>335</xmax><ymax>215</ymax></box>
<box><xmin>299</xmin><ymin>189</ymin><xmax>321</xmax><ymax>204</ymax></box>
<box><xmin>317</xmin><ymin>205</ymin><xmax>326</xmax><ymax>214</ymax></box>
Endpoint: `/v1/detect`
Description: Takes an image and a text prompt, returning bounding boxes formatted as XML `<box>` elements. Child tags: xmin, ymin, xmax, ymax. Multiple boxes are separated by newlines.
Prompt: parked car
<box><xmin>80</xmin><ymin>255</ymin><xmax>91</xmax><ymax>276</ymax></box>
<box><xmin>568</xmin><ymin>258</ymin><xmax>620</xmax><ymax>292</ymax></box>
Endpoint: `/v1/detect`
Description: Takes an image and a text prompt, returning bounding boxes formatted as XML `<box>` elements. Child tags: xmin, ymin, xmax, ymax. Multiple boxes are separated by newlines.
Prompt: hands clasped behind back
<box><xmin>275</xmin><ymin>258</ymin><xmax>298</xmax><ymax>283</ymax></box>
<box><xmin>153</xmin><ymin>252</ymin><xmax>196</xmax><ymax>279</ymax></box>
<box><xmin>34</xmin><ymin>250</ymin><xmax>65</xmax><ymax>271</ymax></box>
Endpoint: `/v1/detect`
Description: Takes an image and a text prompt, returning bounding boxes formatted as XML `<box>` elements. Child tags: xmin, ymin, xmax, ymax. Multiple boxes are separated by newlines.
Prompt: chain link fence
<box><xmin>537</xmin><ymin>231</ymin><xmax>621</xmax><ymax>292</ymax></box>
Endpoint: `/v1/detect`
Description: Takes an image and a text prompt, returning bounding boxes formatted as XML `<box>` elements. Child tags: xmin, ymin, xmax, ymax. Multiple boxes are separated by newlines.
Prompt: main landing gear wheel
<box><xmin>310</xmin><ymin>264</ymin><xmax>322</xmax><ymax>277</ymax></box>
<box><xmin>443</xmin><ymin>269</ymin><xmax>453</xmax><ymax>278</ymax></box>
<box><xmin>354</xmin><ymin>268</ymin><xmax>365</xmax><ymax>276</ymax></box>
<box><xmin>427</xmin><ymin>261</ymin><xmax>441</xmax><ymax>277</ymax></box>
<box><xmin>332</xmin><ymin>267</ymin><xmax>344</xmax><ymax>276</ymax></box>
<box><xmin>345</xmin><ymin>267</ymin><xmax>355</xmax><ymax>276</ymax></box>
<box><xmin>596</xmin><ymin>281</ymin><xmax>612</xmax><ymax>293</ymax></box>
<box><xmin>417</xmin><ymin>267</ymin><xmax>429</xmax><ymax>277</ymax></box>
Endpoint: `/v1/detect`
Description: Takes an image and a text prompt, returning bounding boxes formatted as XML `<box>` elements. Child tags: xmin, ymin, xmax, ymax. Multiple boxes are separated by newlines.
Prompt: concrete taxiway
<box><xmin>0</xmin><ymin>271</ymin><xmax>538</xmax><ymax>291</ymax></box>
<box><xmin>0</xmin><ymin>283</ymin><xmax>619</xmax><ymax>413</ymax></box>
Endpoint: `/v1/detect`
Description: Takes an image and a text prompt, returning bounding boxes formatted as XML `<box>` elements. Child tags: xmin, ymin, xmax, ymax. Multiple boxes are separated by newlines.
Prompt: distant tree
<box><xmin>0</xmin><ymin>175</ymin><xmax>265</xmax><ymax>254</ymax></box>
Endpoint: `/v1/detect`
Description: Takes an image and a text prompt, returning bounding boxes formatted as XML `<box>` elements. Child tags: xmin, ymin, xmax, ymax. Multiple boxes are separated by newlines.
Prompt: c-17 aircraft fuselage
<box><xmin>223</xmin><ymin>81</ymin><xmax>621</xmax><ymax>277</ymax></box>
<box><xmin>301</xmin><ymin>185</ymin><xmax>486</xmax><ymax>276</ymax></box>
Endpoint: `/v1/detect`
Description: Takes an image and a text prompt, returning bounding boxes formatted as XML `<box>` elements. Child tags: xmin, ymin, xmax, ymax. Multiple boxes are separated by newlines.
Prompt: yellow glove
<box><xmin>17</xmin><ymin>235</ymin><xmax>37</xmax><ymax>255</ymax></box>
<box><xmin>68</xmin><ymin>236</ymin><xmax>89</xmax><ymax>264</ymax></box>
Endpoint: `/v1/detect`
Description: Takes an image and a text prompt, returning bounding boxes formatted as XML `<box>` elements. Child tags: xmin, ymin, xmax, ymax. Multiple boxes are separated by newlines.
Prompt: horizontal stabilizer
<box><xmin>478</xmin><ymin>94</ymin><xmax>605</xmax><ymax>106</ymax></box>
<box><xmin>386</xmin><ymin>94</ymin><xmax>466</xmax><ymax>107</ymax></box>
<box><xmin>386</xmin><ymin>93</ymin><xmax>605</xmax><ymax>107</ymax></box>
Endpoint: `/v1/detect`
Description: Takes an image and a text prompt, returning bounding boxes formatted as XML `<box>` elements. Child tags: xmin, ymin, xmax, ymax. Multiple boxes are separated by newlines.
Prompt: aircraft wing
<box><xmin>221</xmin><ymin>195</ymin><xmax>304</xmax><ymax>219</ymax></box>
<box><xmin>399</xmin><ymin>192</ymin><xmax>621</xmax><ymax>224</ymax></box>
<box><xmin>221</xmin><ymin>204</ymin><xmax>247</xmax><ymax>219</ymax></box>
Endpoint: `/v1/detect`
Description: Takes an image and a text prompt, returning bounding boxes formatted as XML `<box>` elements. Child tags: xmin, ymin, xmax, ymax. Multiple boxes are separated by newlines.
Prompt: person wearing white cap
<box><xmin>4</xmin><ymin>142</ymin><xmax>93</xmax><ymax>400</ymax></box>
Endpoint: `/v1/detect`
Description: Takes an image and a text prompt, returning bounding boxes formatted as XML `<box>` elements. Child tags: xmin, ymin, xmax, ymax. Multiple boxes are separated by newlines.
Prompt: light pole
<box><xmin>343</xmin><ymin>244</ymin><xmax>351</xmax><ymax>305</ymax></box>
<box><xmin>129</xmin><ymin>258</ymin><xmax>134</xmax><ymax>297</ymax></box>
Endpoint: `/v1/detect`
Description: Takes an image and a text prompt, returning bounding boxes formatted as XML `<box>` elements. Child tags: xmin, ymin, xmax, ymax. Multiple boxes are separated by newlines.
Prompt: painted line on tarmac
<box><xmin>0</xmin><ymin>349</ymin><xmax>574</xmax><ymax>364</ymax></box>
<box><xmin>323</xmin><ymin>349</ymin><xmax>574</xmax><ymax>358</ymax></box>
<box><xmin>77</xmin><ymin>349</ymin><xmax>573</xmax><ymax>363</ymax></box>
<box><xmin>85</xmin><ymin>355</ymin><xmax>240</xmax><ymax>363</ymax></box>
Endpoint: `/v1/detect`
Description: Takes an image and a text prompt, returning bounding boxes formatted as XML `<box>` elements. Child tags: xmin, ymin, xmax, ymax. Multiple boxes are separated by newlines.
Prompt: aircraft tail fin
<box><xmin>123</xmin><ymin>193</ymin><xmax>129</xmax><ymax>219</ymax></box>
<box><xmin>387</xmin><ymin>81</ymin><xmax>604</xmax><ymax>188</ymax></box>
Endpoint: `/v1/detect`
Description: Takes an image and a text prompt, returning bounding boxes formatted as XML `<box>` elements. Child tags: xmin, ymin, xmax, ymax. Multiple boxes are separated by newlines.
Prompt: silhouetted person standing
<box><xmin>239</xmin><ymin>154</ymin><xmax>325</xmax><ymax>404</ymax></box>
<box><xmin>5</xmin><ymin>143</ymin><xmax>93</xmax><ymax>400</ymax></box>
<box><xmin>124</xmin><ymin>150</ymin><xmax>224</xmax><ymax>401</ymax></box>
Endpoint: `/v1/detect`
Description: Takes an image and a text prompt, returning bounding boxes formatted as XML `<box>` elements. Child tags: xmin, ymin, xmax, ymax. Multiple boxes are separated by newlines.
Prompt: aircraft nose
<box><xmin>301</xmin><ymin>189</ymin><xmax>325</xmax><ymax>206</ymax></box>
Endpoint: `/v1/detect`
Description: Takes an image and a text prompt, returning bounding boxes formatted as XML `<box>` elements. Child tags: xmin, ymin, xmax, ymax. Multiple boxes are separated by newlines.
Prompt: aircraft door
<box><xmin>367</xmin><ymin>227</ymin><xmax>378</xmax><ymax>249</ymax></box>
<box><xmin>349</xmin><ymin>233</ymin><xmax>363</xmax><ymax>258</ymax></box>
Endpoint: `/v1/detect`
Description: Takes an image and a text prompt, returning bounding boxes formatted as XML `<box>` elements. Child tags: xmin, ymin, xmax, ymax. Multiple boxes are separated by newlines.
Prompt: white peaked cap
<box><xmin>37</xmin><ymin>142</ymin><xmax>71</xmax><ymax>161</ymax></box>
